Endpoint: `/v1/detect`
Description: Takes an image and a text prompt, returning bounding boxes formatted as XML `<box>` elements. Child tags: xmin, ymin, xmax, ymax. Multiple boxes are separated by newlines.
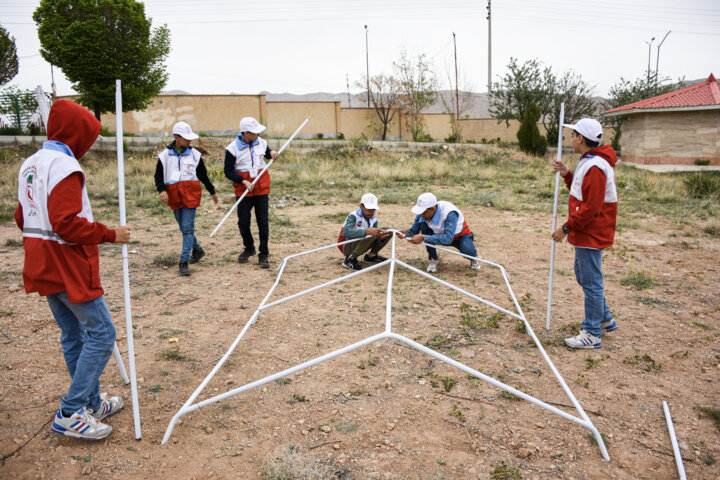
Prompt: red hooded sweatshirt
<box><xmin>15</xmin><ymin>100</ymin><xmax>116</xmax><ymax>303</ymax></box>
<box><xmin>562</xmin><ymin>144</ymin><xmax>618</xmax><ymax>249</ymax></box>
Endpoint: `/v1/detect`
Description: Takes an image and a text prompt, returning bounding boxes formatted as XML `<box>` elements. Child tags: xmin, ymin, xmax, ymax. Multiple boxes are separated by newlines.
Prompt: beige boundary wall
<box><xmin>91</xmin><ymin>93</ymin><xmax>609</xmax><ymax>146</ymax></box>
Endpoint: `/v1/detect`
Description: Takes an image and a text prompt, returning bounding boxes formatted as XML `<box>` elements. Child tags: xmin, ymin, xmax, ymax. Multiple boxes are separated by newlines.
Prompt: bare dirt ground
<box><xmin>1</xmin><ymin>196</ymin><xmax>719</xmax><ymax>479</ymax></box>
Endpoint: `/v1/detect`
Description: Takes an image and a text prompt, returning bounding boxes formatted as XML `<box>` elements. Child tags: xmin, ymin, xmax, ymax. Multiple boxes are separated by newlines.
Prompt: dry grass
<box><xmin>259</xmin><ymin>444</ymin><xmax>350</xmax><ymax>480</ymax></box>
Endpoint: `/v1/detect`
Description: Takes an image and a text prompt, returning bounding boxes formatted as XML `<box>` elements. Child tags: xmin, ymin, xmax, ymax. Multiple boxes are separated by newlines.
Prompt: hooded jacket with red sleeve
<box><xmin>562</xmin><ymin>145</ymin><xmax>618</xmax><ymax>249</ymax></box>
<box><xmin>15</xmin><ymin>99</ymin><xmax>116</xmax><ymax>303</ymax></box>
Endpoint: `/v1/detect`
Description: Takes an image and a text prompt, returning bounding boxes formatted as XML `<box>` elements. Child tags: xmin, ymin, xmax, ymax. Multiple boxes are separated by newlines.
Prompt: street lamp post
<box><xmin>655</xmin><ymin>30</ymin><xmax>671</xmax><ymax>80</ymax></box>
<box><xmin>365</xmin><ymin>25</ymin><xmax>370</xmax><ymax>108</ymax></box>
<box><xmin>646</xmin><ymin>36</ymin><xmax>655</xmax><ymax>85</ymax></box>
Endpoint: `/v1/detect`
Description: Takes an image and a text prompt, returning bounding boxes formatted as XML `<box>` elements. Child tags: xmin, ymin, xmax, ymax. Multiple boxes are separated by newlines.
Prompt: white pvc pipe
<box><xmin>115</xmin><ymin>79</ymin><xmax>142</xmax><ymax>440</ymax></box>
<box><xmin>385</xmin><ymin>233</ymin><xmax>397</xmax><ymax>332</ymax></box>
<box><xmin>209</xmin><ymin>117</ymin><xmax>310</xmax><ymax>237</ymax></box>
<box><xmin>112</xmin><ymin>343</ymin><xmax>129</xmax><ymax>384</ymax></box>
<box><xmin>35</xmin><ymin>86</ymin><xmax>50</xmax><ymax>128</ymax></box>
<box><xmin>546</xmin><ymin>103</ymin><xmax>565</xmax><ymax>331</ymax></box>
<box><xmin>663</xmin><ymin>401</ymin><xmax>687</xmax><ymax>480</ymax></box>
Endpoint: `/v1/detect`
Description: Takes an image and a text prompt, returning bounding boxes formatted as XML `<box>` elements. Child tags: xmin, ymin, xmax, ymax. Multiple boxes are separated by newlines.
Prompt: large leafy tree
<box><xmin>602</xmin><ymin>71</ymin><xmax>679</xmax><ymax>150</ymax></box>
<box><xmin>489</xmin><ymin>57</ymin><xmax>552</xmax><ymax>126</ymax></box>
<box><xmin>0</xmin><ymin>25</ymin><xmax>19</xmax><ymax>86</ymax></box>
<box><xmin>33</xmin><ymin>0</ymin><xmax>170</xmax><ymax>119</ymax></box>
<box><xmin>545</xmin><ymin>69</ymin><xmax>597</xmax><ymax>145</ymax></box>
<box><xmin>394</xmin><ymin>49</ymin><xmax>438</xmax><ymax>142</ymax></box>
<box><xmin>356</xmin><ymin>74</ymin><xmax>402</xmax><ymax>141</ymax></box>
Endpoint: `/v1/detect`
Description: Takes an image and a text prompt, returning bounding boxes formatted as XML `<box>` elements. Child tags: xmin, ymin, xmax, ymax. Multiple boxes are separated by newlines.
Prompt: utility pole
<box><xmin>655</xmin><ymin>30</ymin><xmax>671</xmax><ymax>80</ymax></box>
<box><xmin>365</xmin><ymin>25</ymin><xmax>370</xmax><ymax>108</ymax></box>
<box><xmin>646</xmin><ymin>36</ymin><xmax>655</xmax><ymax>85</ymax></box>
<box><xmin>453</xmin><ymin>32</ymin><xmax>460</xmax><ymax>140</ymax></box>
<box><xmin>346</xmin><ymin>74</ymin><xmax>352</xmax><ymax>108</ymax></box>
<box><xmin>50</xmin><ymin>64</ymin><xmax>56</xmax><ymax>97</ymax></box>
<box><xmin>487</xmin><ymin>0</ymin><xmax>492</xmax><ymax>93</ymax></box>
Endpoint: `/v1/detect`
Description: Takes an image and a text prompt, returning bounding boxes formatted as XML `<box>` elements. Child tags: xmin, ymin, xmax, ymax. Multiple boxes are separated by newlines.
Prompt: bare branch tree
<box><xmin>440</xmin><ymin>62</ymin><xmax>476</xmax><ymax>142</ymax></box>
<box><xmin>356</xmin><ymin>74</ymin><xmax>402</xmax><ymax>140</ymax></box>
<box><xmin>394</xmin><ymin>48</ymin><xmax>438</xmax><ymax>142</ymax></box>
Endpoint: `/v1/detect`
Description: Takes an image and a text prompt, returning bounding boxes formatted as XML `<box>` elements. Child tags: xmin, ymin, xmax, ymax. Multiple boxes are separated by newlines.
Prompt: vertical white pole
<box><xmin>115</xmin><ymin>79</ymin><xmax>142</xmax><ymax>440</ymax></box>
<box><xmin>546</xmin><ymin>103</ymin><xmax>565</xmax><ymax>332</ymax></box>
<box><xmin>35</xmin><ymin>86</ymin><xmax>50</xmax><ymax>128</ymax></box>
<box><xmin>663</xmin><ymin>401</ymin><xmax>687</xmax><ymax>480</ymax></box>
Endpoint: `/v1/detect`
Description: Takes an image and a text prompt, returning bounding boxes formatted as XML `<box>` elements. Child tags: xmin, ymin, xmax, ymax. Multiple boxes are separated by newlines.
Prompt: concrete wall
<box><xmin>266</xmin><ymin>101</ymin><xmax>340</xmax><ymax>136</ymax></box>
<box><xmin>619</xmin><ymin>110</ymin><xmax>720</xmax><ymax>165</ymax></box>
<box><xmin>100</xmin><ymin>95</ymin><xmax>265</xmax><ymax>135</ymax></box>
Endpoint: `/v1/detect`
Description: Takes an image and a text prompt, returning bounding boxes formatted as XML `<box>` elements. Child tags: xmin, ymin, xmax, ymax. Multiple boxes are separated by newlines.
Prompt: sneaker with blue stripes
<box><xmin>51</xmin><ymin>407</ymin><xmax>112</xmax><ymax>440</ymax></box>
<box><xmin>564</xmin><ymin>329</ymin><xmax>602</xmax><ymax>349</ymax></box>
<box><xmin>92</xmin><ymin>393</ymin><xmax>124</xmax><ymax>421</ymax></box>
<box><xmin>601</xmin><ymin>319</ymin><xmax>618</xmax><ymax>333</ymax></box>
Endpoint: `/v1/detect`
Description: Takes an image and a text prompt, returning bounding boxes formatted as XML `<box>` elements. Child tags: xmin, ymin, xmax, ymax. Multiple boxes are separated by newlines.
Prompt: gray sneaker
<box><xmin>51</xmin><ymin>407</ymin><xmax>112</xmax><ymax>440</ymax></box>
<box><xmin>92</xmin><ymin>393</ymin><xmax>124</xmax><ymax>421</ymax></box>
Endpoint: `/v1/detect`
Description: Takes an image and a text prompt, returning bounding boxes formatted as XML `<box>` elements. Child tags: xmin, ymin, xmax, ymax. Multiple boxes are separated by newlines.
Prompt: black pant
<box><xmin>236</xmin><ymin>194</ymin><xmax>269</xmax><ymax>255</ymax></box>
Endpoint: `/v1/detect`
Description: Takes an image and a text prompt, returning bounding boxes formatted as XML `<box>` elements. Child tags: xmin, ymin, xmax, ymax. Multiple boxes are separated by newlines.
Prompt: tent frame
<box><xmin>161</xmin><ymin>231</ymin><xmax>609</xmax><ymax>462</ymax></box>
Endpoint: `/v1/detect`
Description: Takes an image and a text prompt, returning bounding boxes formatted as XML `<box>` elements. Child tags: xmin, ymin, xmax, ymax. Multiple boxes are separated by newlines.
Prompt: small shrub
<box><xmin>161</xmin><ymin>350</ymin><xmax>187</xmax><ymax>361</ymax></box>
<box><xmin>700</xmin><ymin>453</ymin><xmax>717</xmax><ymax>466</ymax></box>
<box><xmin>623</xmin><ymin>354</ymin><xmax>662</xmax><ymax>372</ymax></box>
<box><xmin>703</xmin><ymin>225</ymin><xmax>720</xmax><ymax>237</ymax></box>
<box><xmin>259</xmin><ymin>444</ymin><xmax>350</xmax><ymax>480</ymax></box>
<box><xmin>490</xmin><ymin>460</ymin><xmax>522</xmax><ymax>479</ymax></box>
<box><xmin>683</xmin><ymin>172</ymin><xmax>720</xmax><ymax>198</ymax></box>
<box><xmin>517</xmin><ymin>103</ymin><xmax>547</xmax><ymax>156</ymax></box>
<box><xmin>620</xmin><ymin>267</ymin><xmax>655</xmax><ymax>289</ymax></box>
<box><xmin>441</xmin><ymin>376</ymin><xmax>458</xmax><ymax>392</ymax></box>
<box><xmin>697</xmin><ymin>406</ymin><xmax>720</xmax><ymax>432</ymax></box>
<box><xmin>4</xmin><ymin>238</ymin><xmax>22</xmax><ymax>247</ymax></box>
<box><xmin>289</xmin><ymin>393</ymin><xmax>308</xmax><ymax>404</ymax></box>
<box><xmin>694</xmin><ymin>159</ymin><xmax>710</xmax><ymax>166</ymax></box>
<box><xmin>450</xmin><ymin>404</ymin><xmax>466</xmax><ymax>422</ymax></box>
<box><xmin>153</xmin><ymin>251</ymin><xmax>177</xmax><ymax>267</ymax></box>
<box><xmin>335</xmin><ymin>421</ymin><xmax>357</xmax><ymax>434</ymax></box>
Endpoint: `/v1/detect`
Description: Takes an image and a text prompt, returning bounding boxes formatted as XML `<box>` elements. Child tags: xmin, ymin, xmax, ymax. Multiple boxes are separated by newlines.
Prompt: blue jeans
<box><xmin>174</xmin><ymin>207</ymin><xmax>200</xmax><ymax>262</ymax></box>
<box><xmin>419</xmin><ymin>223</ymin><xmax>477</xmax><ymax>260</ymax></box>
<box><xmin>47</xmin><ymin>292</ymin><xmax>116</xmax><ymax>413</ymax></box>
<box><xmin>574</xmin><ymin>247</ymin><xmax>614</xmax><ymax>337</ymax></box>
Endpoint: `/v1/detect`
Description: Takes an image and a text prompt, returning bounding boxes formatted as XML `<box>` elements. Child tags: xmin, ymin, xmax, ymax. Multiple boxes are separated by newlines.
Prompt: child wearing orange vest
<box><xmin>401</xmin><ymin>192</ymin><xmax>481</xmax><ymax>273</ymax></box>
<box><xmin>15</xmin><ymin>99</ymin><xmax>130</xmax><ymax>440</ymax></box>
<box><xmin>155</xmin><ymin>122</ymin><xmax>219</xmax><ymax>276</ymax></box>
<box><xmin>223</xmin><ymin>117</ymin><xmax>278</xmax><ymax>269</ymax></box>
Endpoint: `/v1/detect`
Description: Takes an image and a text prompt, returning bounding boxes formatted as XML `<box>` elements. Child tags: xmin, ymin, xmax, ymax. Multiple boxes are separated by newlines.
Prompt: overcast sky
<box><xmin>2</xmin><ymin>0</ymin><xmax>719</xmax><ymax>100</ymax></box>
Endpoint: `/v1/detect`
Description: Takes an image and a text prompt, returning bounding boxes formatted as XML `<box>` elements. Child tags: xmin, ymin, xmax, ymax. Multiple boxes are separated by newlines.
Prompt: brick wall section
<box><xmin>621</xmin><ymin>110</ymin><xmax>720</xmax><ymax>164</ymax></box>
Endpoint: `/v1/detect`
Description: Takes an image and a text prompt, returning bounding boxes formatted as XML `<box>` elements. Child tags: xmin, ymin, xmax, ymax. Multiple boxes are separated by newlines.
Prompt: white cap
<box><xmin>562</xmin><ymin>118</ymin><xmax>602</xmax><ymax>143</ymax></box>
<box><xmin>360</xmin><ymin>193</ymin><xmax>379</xmax><ymax>210</ymax></box>
<box><xmin>411</xmin><ymin>192</ymin><xmax>437</xmax><ymax>215</ymax></box>
<box><xmin>172</xmin><ymin>121</ymin><xmax>199</xmax><ymax>140</ymax></box>
<box><xmin>239</xmin><ymin>117</ymin><xmax>266</xmax><ymax>134</ymax></box>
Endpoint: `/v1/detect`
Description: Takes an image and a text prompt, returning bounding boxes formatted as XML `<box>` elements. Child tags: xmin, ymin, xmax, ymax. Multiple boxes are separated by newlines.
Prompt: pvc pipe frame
<box><xmin>546</xmin><ymin>102</ymin><xmax>565</xmax><ymax>332</ymax></box>
<box><xmin>161</xmin><ymin>230</ymin><xmax>610</xmax><ymax>461</ymax></box>
<box><xmin>663</xmin><ymin>401</ymin><xmax>687</xmax><ymax>480</ymax></box>
<box><xmin>209</xmin><ymin>117</ymin><xmax>310</xmax><ymax>238</ymax></box>
<box><xmin>116</xmin><ymin>80</ymin><xmax>142</xmax><ymax>439</ymax></box>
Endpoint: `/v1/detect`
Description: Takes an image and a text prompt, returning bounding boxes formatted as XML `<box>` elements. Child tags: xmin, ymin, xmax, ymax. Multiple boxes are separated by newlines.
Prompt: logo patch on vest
<box><xmin>22</xmin><ymin>165</ymin><xmax>38</xmax><ymax>216</ymax></box>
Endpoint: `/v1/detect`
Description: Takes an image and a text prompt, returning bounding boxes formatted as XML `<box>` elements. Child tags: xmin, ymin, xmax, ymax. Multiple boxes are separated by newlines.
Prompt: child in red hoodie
<box><xmin>551</xmin><ymin>118</ymin><xmax>618</xmax><ymax>349</ymax></box>
<box><xmin>15</xmin><ymin>100</ymin><xmax>130</xmax><ymax>439</ymax></box>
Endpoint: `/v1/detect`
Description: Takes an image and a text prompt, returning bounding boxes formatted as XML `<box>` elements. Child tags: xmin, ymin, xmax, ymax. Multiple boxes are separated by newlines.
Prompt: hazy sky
<box><xmin>2</xmin><ymin>0</ymin><xmax>719</xmax><ymax>100</ymax></box>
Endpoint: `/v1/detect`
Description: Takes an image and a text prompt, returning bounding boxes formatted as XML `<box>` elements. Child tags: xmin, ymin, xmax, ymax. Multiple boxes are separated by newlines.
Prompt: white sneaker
<box><xmin>564</xmin><ymin>329</ymin><xmax>602</xmax><ymax>349</ymax></box>
<box><xmin>427</xmin><ymin>259</ymin><xmax>439</xmax><ymax>273</ymax></box>
<box><xmin>93</xmin><ymin>393</ymin><xmax>124</xmax><ymax>421</ymax></box>
<box><xmin>471</xmin><ymin>260</ymin><xmax>481</xmax><ymax>270</ymax></box>
<box><xmin>51</xmin><ymin>407</ymin><xmax>112</xmax><ymax>440</ymax></box>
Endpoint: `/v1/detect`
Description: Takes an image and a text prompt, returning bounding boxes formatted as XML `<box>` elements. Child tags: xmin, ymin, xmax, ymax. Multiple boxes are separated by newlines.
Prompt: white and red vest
<box><xmin>19</xmin><ymin>150</ymin><xmax>92</xmax><ymax>244</ymax></box>
<box><xmin>337</xmin><ymin>208</ymin><xmax>377</xmax><ymax>251</ymax></box>
<box><xmin>158</xmin><ymin>147</ymin><xmax>203</xmax><ymax>209</ymax></box>
<box><xmin>570</xmin><ymin>156</ymin><xmax>617</xmax><ymax>204</ymax></box>
<box><xmin>226</xmin><ymin>137</ymin><xmax>270</xmax><ymax>196</ymax></box>
<box><xmin>425</xmin><ymin>201</ymin><xmax>473</xmax><ymax>240</ymax></box>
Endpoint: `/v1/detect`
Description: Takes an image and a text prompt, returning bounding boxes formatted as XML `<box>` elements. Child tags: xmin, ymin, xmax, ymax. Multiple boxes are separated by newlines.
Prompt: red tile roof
<box><xmin>603</xmin><ymin>74</ymin><xmax>720</xmax><ymax>115</ymax></box>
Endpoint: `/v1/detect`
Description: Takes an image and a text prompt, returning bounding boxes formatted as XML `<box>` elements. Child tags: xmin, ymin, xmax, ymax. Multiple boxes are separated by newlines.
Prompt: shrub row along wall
<box><xmin>75</xmin><ymin>93</ymin><xmax>611</xmax><ymax>146</ymax></box>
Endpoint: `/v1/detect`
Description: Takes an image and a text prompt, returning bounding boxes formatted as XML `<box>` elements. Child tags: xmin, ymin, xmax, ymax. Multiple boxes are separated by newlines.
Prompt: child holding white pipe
<box><xmin>223</xmin><ymin>117</ymin><xmax>279</xmax><ymax>269</ymax></box>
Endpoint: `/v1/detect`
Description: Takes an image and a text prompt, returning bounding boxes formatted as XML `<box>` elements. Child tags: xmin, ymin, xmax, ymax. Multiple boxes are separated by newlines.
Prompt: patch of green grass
<box><xmin>620</xmin><ymin>267</ymin><xmax>655</xmax><ymax>289</ymax></box>
<box><xmin>697</xmin><ymin>406</ymin><xmax>720</xmax><ymax>432</ymax></box>
<box><xmin>288</xmin><ymin>393</ymin><xmax>308</xmax><ymax>404</ymax></box>
<box><xmin>450</xmin><ymin>404</ymin><xmax>466</xmax><ymax>422</ymax></box>
<box><xmin>259</xmin><ymin>444</ymin><xmax>350</xmax><ymax>480</ymax></box>
<box><xmin>161</xmin><ymin>350</ymin><xmax>187</xmax><ymax>361</ymax></box>
<box><xmin>4</xmin><ymin>238</ymin><xmax>22</xmax><ymax>247</ymax></box>
<box><xmin>441</xmin><ymin>376</ymin><xmax>458</xmax><ymax>392</ymax></box>
<box><xmin>700</xmin><ymin>453</ymin><xmax>717</xmax><ymax>466</ymax></box>
<box><xmin>152</xmin><ymin>251</ymin><xmax>177</xmax><ymax>267</ymax></box>
<box><xmin>490</xmin><ymin>460</ymin><xmax>522</xmax><ymax>479</ymax></box>
<box><xmin>0</xmin><ymin>309</ymin><xmax>14</xmax><ymax>316</ymax></box>
<box><xmin>148</xmin><ymin>384</ymin><xmax>163</xmax><ymax>393</ymax></box>
<box><xmin>347</xmin><ymin>389</ymin><xmax>364</xmax><ymax>397</ymax></box>
<box><xmin>703</xmin><ymin>225</ymin><xmax>720</xmax><ymax>237</ymax></box>
<box><xmin>501</xmin><ymin>387</ymin><xmax>523</xmax><ymax>402</ymax></box>
<box><xmin>425</xmin><ymin>335</ymin><xmax>452</xmax><ymax>350</ymax></box>
<box><xmin>683</xmin><ymin>172</ymin><xmax>720</xmax><ymax>198</ymax></box>
<box><xmin>690</xmin><ymin>321</ymin><xmax>713</xmax><ymax>331</ymax></box>
<box><xmin>71</xmin><ymin>454</ymin><xmax>92</xmax><ymax>462</ymax></box>
<box><xmin>584</xmin><ymin>354</ymin><xmax>609</xmax><ymax>371</ymax></box>
<box><xmin>335</xmin><ymin>421</ymin><xmax>357</xmax><ymax>434</ymax></box>
<box><xmin>319</xmin><ymin>212</ymin><xmax>349</xmax><ymax>223</ymax></box>
<box><xmin>623</xmin><ymin>354</ymin><xmax>662</xmax><ymax>372</ymax></box>
<box><xmin>275</xmin><ymin>378</ymin><xmax>292</xmax><ymax>386</ymax></box>
<box><xmin>587</xmin><ymin>431</ymin><xmax>611</xmax><ymax>447</ymax></box>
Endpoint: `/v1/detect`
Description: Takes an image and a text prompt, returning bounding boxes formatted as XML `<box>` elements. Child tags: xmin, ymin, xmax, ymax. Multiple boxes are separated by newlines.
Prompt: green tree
<box><xmin>602</xmin><ymin>71</ymin><xmax>679</xmax><ymax>150</ymax></box>
<box><xmin>545</xmin><ymin>69</ymin><xmax>597</xmax><ymax>145</ymax></box>
<box><xmin>517</xmin><ymin>102</ymin><xmax>547</xmax><ymax>156</ymax></box>
<box><xmin>0</xmin><ymin>86</ymin><xmax>40</xmax><ymax>133</ymax></box>
<box><xmin>0</xmin><ymin>25</ymin><xmax>19</xmax><ymax>86</ymax></box>
<box><xmin>394</xmin><ymin>48</ymin><xmax>438</xmax><ymax>142</ymax></box>
<box><xmin>33</xmin><ymin>0</ymin><xmax>170</xmax><ymax>119</ymax></box>
<box><xmin>489</xmin><ymin>57</ymin><xmax>552</xmax><ymax>126</ymax></box>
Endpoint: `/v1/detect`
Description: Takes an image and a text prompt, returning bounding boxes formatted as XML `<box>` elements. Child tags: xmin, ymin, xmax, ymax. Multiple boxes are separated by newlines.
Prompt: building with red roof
<box><xmin>603</xmin><ymin>74</ymin><xmax>720</xmax><ymax>165</ymax></box>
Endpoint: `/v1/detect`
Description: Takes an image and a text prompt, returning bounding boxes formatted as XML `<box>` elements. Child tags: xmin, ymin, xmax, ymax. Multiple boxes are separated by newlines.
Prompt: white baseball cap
<box><xmin>360</xmin><ymin>193</ymin><xmax>379</xmax><ymax>210</ymax></box>
<box><xmin>172</xmin><ymin>121</ymin><xmax>199</xmax><ymax>140</ymax></box>
<box><xmin>239</xmin><ymin>117</ymin><xmax>266</xmax><ymax>134</ymax></box>
<box><xmin>562</xmin><ymin>118</ymin><xmax>603</xmax><ymax>143</ymax></box>
<box><xmin>411</xmin><ymin>192</ymin><xmax>437</xmax><ymax>215</ymax></box>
